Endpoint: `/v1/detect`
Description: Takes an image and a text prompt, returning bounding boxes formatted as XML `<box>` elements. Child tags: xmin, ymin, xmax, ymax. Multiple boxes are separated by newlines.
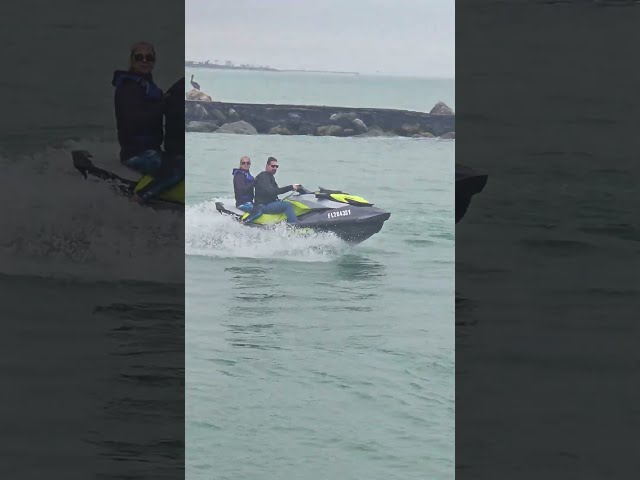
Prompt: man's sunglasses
<box><xmin>270</xmin><ymin>165</ymin><xmax>279</xmax><ymax>169</ymax></box>
<box><xmin>241</xmin><ymin>161</ymin><xmax>251</xmax><ymax>165</ymax></box>
<box><xmin>133</xmin><ymin>53</ymin><xmax>155</xmax><ymax>62</ymax></box>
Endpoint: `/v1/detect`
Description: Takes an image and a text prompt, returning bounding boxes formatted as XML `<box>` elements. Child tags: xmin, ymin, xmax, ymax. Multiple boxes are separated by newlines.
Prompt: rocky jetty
<box><xmin>185</xmin><ymin>101</ymin><xmax>455</xmax><ymax>138</ymax></box>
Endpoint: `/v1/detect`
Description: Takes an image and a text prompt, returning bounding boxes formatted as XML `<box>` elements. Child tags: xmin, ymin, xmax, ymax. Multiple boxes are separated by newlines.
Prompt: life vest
<box><xmin>113</xmin><ymin>71</ymin><xmax>163</xmax><ymax>100</ymax></box>
<box><xmin>232</xmin><ymin>168</ymin><xmax>255</xmax><ymax>204</ymax></box>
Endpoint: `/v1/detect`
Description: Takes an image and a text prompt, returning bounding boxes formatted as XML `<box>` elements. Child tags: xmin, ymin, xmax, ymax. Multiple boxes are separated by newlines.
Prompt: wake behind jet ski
<box><xmin>456</xmin><ymin>163</ymin><xmax>487</xmax><ymax>223</ymax></box>
<box><xmin>71</xmin><ymin>150</ymin><xmax>184</xmax><ymax>212</ymax></box>
<box><xmin>216</xmin><ymin>186</ymin><xmax>390</xmax><ymax>244</ymax></box>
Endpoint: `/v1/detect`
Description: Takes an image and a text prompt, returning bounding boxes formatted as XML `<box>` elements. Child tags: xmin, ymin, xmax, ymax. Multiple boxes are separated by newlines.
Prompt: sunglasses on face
<box><xmin>241</xmin><ymin>161</ymin><xmax>251</xmax><ymax>165</ymax></box>
<box><xmin>271</xmin><ymin>165</ymin><xmax>279</xmax><ymax>169</ymax></box>
<box><xmin>133</xmin><ymin>53</ymin><xmax>155</xmax><ymax>62</ymax></box>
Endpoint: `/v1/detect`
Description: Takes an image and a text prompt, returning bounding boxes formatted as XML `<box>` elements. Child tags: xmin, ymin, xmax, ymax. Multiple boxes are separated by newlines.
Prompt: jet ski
<box><xmin>215</xmin><ymin>186</ymin><xmax>391</xmax><ymax>244</ymax></box>
<box><xmin>71</xmin><ymin>150</ymin><xmax>184</xmax><ymax>211</ymax></box>
<box><xmin>456</xmin><ymin>163</ymin><xmax>487</xmax><ymax>223</ymax></box>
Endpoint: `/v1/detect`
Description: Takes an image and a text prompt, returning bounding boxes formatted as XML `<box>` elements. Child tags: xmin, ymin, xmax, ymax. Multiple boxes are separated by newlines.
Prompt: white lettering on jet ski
<box><xmin>327</xmin><ymin>209</ymin><xmax>351</xmax><ymax>219</ymax></box>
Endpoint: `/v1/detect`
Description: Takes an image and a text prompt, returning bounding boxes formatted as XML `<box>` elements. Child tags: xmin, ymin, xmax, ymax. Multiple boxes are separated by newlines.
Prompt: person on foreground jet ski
<box><xmin>112</xmin><ymin>41</ymin><xmax>183</xmax><ymax>204</ymax></box>
<box><xmin>243</xmin><ymin>157</ymin><xmax>300</xmax><ymax>224</ymax></box>
<box><xmin>232</xmin><ymin>156</ymin><xmax>255</xmax><ymax>212</ymax></box>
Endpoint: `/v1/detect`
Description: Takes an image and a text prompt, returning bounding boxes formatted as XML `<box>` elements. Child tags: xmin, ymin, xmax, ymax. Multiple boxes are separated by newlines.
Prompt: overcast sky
<box><xmin>186</xmin><ymin>0</ymin><xmax>454</xmax><ymax>78</ymax></box>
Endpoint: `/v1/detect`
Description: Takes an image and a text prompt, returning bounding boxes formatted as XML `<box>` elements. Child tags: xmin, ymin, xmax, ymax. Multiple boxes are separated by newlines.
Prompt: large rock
<box><xmin>352</xmin><ymin>118</ymin><xmax>368</xmax><ymax>134</ymax></box>
<box><xmin>192</xmin><ymin>104</ymin><xmax>208</xmax><ymax>121</ymax></box>
<box><xmin>360</xmin><ymin>126</ymin><xmax>394</xmax><ymax>137</ymax></box>
<box><xmin>398</xmin><ymin>123</ymin><xmax>421</xmax><ymax>136</ymax></box>
<box><xmin>329</xmin><ymin>112</ymin><xmax>358</xmax><ymax>128</ymax></box>
<box><xmin>211</xmin><ymin>109</ymin><xmax>227</xmax><ymax>124</ymax></box>
<box><xmin>413</xmin><ymin>131</ymin><xmax>435</xmax><ymax>138</ymax></box>
<box><xmin>298</xmin><ymin>125</ymin><xmax>317</xmax><ymax>136</ymax></box>
<box><xmin>186</xmin><ymin>121</ymin><xmax>218</xmax><ymax>133</ymax></box>
<box><xmin>440</xmin><ymin>131</ymin><xmax>455</xmax><ymax>139</ymax></box>
<box><xmin>287</xmin><ymin>113</ymin><xmax>302</xmax><ymax>129</ymax></box>
<box><xmin>317</xmin><ymin>125</ymin><xmax>344</xmax><ymax>136</ymax></box>
<box><xmin>269</xmin><ymin>125</ymin><xmax>292</xmax><ymax>135</ymax></box>
<box><xmin>429</xmin><ymin>101</ymin><xmax>454</xmax><ymax>115</ymax></box>
<box><xmin>186</xmin><ymin>89</ymin><xmax>212</xmax><ymax>102</ymax></box>
<box><xmin>215</xmin><ymin>120</ymin><xmax>258</xmax><ymax>135</ymax></box>
<box><xmin>227</xmin><ymin>108</ymin><xmax>241</xmax><ymax>122</ymax></box>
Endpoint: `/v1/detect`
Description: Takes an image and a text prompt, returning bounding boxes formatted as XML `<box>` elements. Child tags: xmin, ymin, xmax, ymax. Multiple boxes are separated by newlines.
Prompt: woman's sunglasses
<box><xmin>133</xmin><ymin>53</ymin><xmax>155</xmax><ymax>62</ymax></box>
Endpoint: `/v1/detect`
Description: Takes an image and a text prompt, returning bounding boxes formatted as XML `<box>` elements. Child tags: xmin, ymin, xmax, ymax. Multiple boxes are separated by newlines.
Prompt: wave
<box><xmin>185</xmin><ymin>199</ymin><xmax>349</xmax><ymax>262</ymax></box>
<box><xmin>0</xmin><ymin>139</ymin><xmax>183</xmax><ymax>284</ymax></box>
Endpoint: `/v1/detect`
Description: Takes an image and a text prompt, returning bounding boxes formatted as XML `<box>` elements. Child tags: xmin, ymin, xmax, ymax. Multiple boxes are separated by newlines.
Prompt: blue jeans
<box><xmin>125</xmin><ymin>150</ymin><xmax>183</xmax><ymax>201</ymax></box>
<box><xmin>243</xmin><ymin>201</ymin><xmax>298</xmax><ymax>224</ymax></box>
<box><xmin>124</xmin><ymin>149</ymin><xmax>162</xmax><ymax>174</ymax></box>
<box><xmin>262</xmin><ymin>201</ymin><xmax>299</xmax><ymax>224</ymax></box>
<box><xmin>237</xmin><ymin>202</ymin><xmax>254</xmax><ymax>213</ymax></box>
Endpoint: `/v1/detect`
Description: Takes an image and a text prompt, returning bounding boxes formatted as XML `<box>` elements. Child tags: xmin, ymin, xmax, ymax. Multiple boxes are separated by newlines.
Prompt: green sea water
<box><xmin>186</xmin><ymin>73</ymin><xmax>455</xmax><ymax>480</ymax></box>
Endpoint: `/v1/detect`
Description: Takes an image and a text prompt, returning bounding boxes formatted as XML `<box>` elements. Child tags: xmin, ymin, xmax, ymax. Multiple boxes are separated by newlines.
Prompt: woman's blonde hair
<box><xmin>128</xmin><ymin>41</ymin><xmax>156</xmax><ymax>70</ymax></box>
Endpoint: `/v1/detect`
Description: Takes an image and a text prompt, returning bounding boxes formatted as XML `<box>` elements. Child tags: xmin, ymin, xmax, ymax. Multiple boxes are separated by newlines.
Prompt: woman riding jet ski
<box><xmin>216</xmin><ymin>185</ymin><xmax>391</xmax><ymax>244</ymax></box>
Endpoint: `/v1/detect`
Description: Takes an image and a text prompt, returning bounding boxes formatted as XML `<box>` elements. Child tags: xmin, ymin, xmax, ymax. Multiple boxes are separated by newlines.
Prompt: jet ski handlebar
<box><xmin>295</xmin><ymin>185</ymin><xmax>313</xmax><ymax>194</ymax></box>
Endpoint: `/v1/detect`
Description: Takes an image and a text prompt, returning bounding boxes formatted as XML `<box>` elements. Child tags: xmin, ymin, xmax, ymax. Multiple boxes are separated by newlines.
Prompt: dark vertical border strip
<box><xmin>0</xmin><ymin>1</ymin><xmax>185</xmax><ymax>477</ymax></box>
<box><xmin>457</xmin><ymin>0</ymin><xmax>640</xmax><ymax>477</ymax></box>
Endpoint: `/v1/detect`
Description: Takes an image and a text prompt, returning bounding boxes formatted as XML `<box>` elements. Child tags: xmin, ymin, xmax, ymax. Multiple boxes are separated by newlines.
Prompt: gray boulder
<box><xmin>343</xmin><ymin>129</ymin><xmax>355</xmax><ymax>136</ymax></box>
<box><xmin>440</xmin><ymin>131</ymin><xmax>455</xmax><ymax>139</ymax></box>
<box><xmin>193</xmin><ymin>104</ymin><xmax>208</xmax><ymax>121</ymax></box>
<box><xmin>211</xmin><ymin>109</ymin><xmax>227</xmax><ymax>124</ymax></box>
<box><xmin>414</xmin><ymin>131</ymin><xmax>435</xmax><ymax>138</ymax></box>
<box><xmin>329</xmin><ymin>112</ymin><xmax>358</xmax><ymax>128</ymax></box>
<box><xmin>352</xmin><ymin>118</ymin><xmax>368</xmax><ymax>134</ymax></box>
<box><xmin>287</xmin><ymin>113</ymin><xmax>302</xmax><ymax>128</ymax></box>
<box><xmin>186</xmin><ymin>121</ymin><xmax>218</xmax><ymax>133</ymax></box>
<box><xmin>317</xmin><ymin>125</ymin><xmax>344</xmax><ymax>136</ymax></box>
<box><xmin>429</xmin><ymin>101</ymin><xmax>454</xmax><ymax>115</ymax></box>
<box><xmin>399</xmin><ymin>123</ymin><xmax>421</xmax><ymax>136</ymax></box>
<box><xmin>269</xmin><ymin>125</ymin><xmax>292</xmax><ymax>135</ymax></box>
<box><xmin>227</xmin><ymin>108</ymin><xmax>241</xmax><ymax>122</ymax></box>
<box><xmin>216</xmin><ymin>120</ymin><xmax>258</xmax><ymax>135</ymax></box>
<box><xmin>359</xmin><ymin>126</ymin><xmax>392</xmax><ymax>137</ymax></box>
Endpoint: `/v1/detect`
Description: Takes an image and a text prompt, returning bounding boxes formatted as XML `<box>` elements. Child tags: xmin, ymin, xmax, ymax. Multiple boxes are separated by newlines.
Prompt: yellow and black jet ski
<box><xmin>215</xmin><ymin>186</ymin><xmax>390</xmax><ymax>244</ymax></box>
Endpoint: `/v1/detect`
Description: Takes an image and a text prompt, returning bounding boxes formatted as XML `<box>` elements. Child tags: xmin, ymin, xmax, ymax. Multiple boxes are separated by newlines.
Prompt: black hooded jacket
<box><xmin>253</xmin><ymin>171</ymin><xmax>294</xmax><ymax>205</ymax></box>
<box><xmin>112</xmin><ymin>70</ymin><xmax>164</xmax><ymax>162</ymax></box>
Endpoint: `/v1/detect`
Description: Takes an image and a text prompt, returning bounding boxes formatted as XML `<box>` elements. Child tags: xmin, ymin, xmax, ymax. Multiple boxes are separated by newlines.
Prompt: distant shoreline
<box><xmin>185</xmin><ymin>62</ymin><xmax>359</xmax><ymax>75</ymax></box>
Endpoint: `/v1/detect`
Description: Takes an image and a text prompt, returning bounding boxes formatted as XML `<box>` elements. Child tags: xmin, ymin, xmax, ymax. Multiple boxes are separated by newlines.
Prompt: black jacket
<box><xmin>253</xmin><ymin>171</ymin><xmax>293</xmax><ymax>205</ymax></box>
<box><xmin>112</xmin><ymin>70</ymin><xmax>164</xmax><ymax>162</ymax></box>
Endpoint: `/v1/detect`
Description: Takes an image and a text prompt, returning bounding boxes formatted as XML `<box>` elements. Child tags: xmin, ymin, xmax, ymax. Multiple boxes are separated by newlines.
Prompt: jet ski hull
<box><xmin>456</xmin><ymin>164</ymin><xmax>487</xmax><ymax>223</ymax></box>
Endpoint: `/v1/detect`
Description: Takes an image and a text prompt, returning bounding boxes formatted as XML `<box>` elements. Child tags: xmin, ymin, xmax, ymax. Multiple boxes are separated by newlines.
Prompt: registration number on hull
<box><xmin>327</xmin><ymin>209</ymin><xmax>351</xmax><ymax>219</ymax></box>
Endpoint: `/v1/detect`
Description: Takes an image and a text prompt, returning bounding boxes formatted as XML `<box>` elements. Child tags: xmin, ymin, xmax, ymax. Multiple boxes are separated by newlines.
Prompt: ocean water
<box><xmin>186</xmin><ymin>73</ymin><xmax>455</xmax><ymax>480</ymax></box>
<box><xmin>186</xmin><ymin>67</ymin><xmax>455</xmax><ymax>112</ymax></box>
<box><xmin>0</xmin><ymin>3</ymin><xmax>184</xmax><ymax>477</ymax></box>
